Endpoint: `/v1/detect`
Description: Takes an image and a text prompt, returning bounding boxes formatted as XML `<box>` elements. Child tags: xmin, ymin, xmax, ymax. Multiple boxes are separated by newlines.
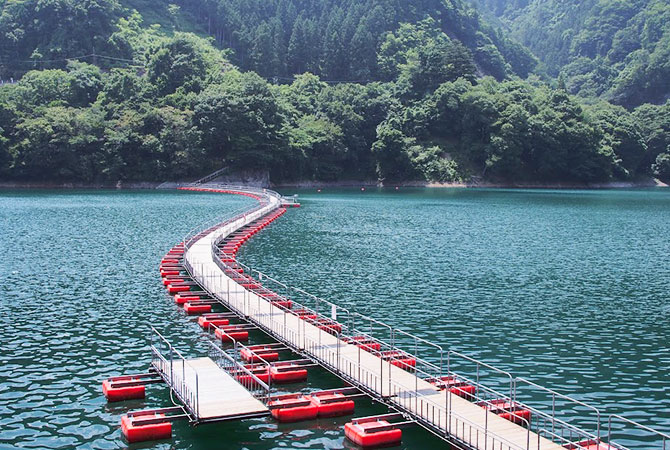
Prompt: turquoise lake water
<box><xmin>1</xmin><ymin>188</ymin><xmax>669</xmax><ymax>449</ymax></box>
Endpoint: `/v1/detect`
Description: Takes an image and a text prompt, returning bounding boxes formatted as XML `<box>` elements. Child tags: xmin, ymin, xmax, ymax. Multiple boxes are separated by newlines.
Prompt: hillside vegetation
<box><xmin>0</xmin><ymin>0</ymin><xmax>669</xmax><ymax>185</ymax></box>
<box><xmin>472</xmin><ymin>0</ymin><xmax>670</xmax><ymax>108</ymax></box>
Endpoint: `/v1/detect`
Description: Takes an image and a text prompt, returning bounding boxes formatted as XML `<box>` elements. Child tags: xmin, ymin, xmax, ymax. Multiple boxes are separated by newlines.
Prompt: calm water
<box><xmin>1</xmin><ymin>188</ymin><xmax>669</xmax><ymax>449</ymax></box>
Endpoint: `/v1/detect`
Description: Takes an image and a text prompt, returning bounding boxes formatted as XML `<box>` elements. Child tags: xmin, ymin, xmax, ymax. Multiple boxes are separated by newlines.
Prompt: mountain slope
<box><xmin>471</xmin><ymin>0</ymin><xmax>670</xmax><ymax>107</ymax></box>
<box><xmin>169</xmin><ymin>0</ymin><xmax>538</xmax><ymax>81</ymax></box>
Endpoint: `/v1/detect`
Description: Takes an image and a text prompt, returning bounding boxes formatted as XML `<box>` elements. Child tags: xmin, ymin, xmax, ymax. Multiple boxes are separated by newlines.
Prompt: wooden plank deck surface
<box><xmin>154</xmin><ymin>355</ymin><xmax>268</xmax><ymax>420</ymax></box>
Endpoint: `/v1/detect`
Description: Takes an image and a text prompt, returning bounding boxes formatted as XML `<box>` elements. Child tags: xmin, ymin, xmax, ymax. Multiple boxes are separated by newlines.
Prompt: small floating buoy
<box><xmin>361</xmin><ymin>187</ymin><xmax>365</xmax><ymax>191</ymax></box>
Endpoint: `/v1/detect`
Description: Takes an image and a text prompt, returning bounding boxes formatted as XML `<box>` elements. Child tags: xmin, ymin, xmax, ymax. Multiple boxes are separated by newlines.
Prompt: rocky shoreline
<box><xmin>0</xmin><ymin>178</ymin><xmax>666</xmax><ymax>190</ymax></box>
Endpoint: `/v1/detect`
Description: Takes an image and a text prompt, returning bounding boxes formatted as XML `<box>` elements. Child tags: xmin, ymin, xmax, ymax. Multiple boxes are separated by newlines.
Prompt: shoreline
<box><xmin>0</xmin><ymin>179</ymin><xmax>666</xmax><ymax>190</ymax></box>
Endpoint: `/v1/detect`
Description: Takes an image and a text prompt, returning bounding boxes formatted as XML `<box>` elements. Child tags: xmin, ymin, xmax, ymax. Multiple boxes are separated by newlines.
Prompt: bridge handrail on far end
<box><xmin>607</xmin><ymin>414</ymin><xmax>669</xmax><ymax>450</ymax></box>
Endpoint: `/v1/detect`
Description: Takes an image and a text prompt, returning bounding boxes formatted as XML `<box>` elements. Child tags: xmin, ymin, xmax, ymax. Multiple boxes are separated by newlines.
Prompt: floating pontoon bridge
<box><xmin>104</xmin><ymin>183</ymin><xmax>669</xmax><ymax>449</ymax></box>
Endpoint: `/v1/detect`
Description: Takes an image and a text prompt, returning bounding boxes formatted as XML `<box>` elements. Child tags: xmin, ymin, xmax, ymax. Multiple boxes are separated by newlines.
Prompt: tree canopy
<box><xmin>473</xmin><ymin>0</ymin><xmax>670</xmax><ymax>108</ymax></box>
<box><xmin>0</xmin><ymin>0</ymin><xmax>668</xmax><ymax>185</ymax></box>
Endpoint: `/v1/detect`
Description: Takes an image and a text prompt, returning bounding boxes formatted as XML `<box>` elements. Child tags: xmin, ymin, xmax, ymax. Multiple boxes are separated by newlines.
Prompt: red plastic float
<box><xmin>270</xmin><ymin>300</ymin><xmax>292</xmax><ymax>309</ymax></box>
<box><xmin>183</xmin><ymin>302</ymin><xmax>212</xmax><ymax>314</ymax></box>
<box><xmin>310</xmin><ymin>392</ymin><xmax>355</xmax><ymax>417</ymax></box>
<box><xmin>431</xmin><ymin>376</ymin><xmax>477</xmax><ymax>399</ymax></box>
<box><xmin>102</xmin><ymin>379</ymin><xmax>145</xmax><ymax>402</ymax></box>
<box><xmin>160</xmin><ymin>270</ymin><xmax>180</xmax><ymax>276</ymax></box>
<box><xmin>347</xmin><ymin>337</ymin><xmax>382</xmax><ymax>352</ymax></box>
<box><xmin>565</xmin><ymin>440</ymin><xmax>622</xmax><ymax>450</ymax></box>
<box><xmin>167</xmin><ymin>284</ymin><xmax>191</xmax><ymax>294</ymax></box>
<box><xmin>197</xmin><ymin>316</ymin><xmax>230</xmax><ymax>328</ymax></box>
<box><xmin>269</xmin><ymin>395</ymin><xmax>318</xmax><ymax>422</ymax></box>
<box><xmin>162</xmin><ymin>277</ymin><xmax>184</xmax><ymax>286</ymax></box>
<box><xmin>479</xmin><ymin>399</ymin><xmax>531</xmax><ymax>425</ymax></box>
<box><xmin>269</xmin><ymin>365</ymin><xmax>308</xmax><ymax>383</ymax></box>
<box><xmin>215</xmin><ymin>327</ymin><xmax>249</xmax><ymax>342</ymax></box>
<box><xmin>240</xmin><ymin>346</ymin><xmax>280</xmax><ymax>363</ymax></box>
<box><xmin>381</xmin><ymin>351</ymin><xmax>416</xmax><ymax>371</ymax></box>
<box><xmin>293</xmin><ymin>309</ymin><xmax>318</xmax><ymax>320</ymax></box>
<box><xmin>236</xmin><ymin>368</ymin><xmax>270</xmax><ymax>385</ymax></box>
<box><xmin>344</xmin><ymin>420</ymin><xmax>402</xmax><ymax>448</ymax></box>
<box><xmin>174</xmin><ymin>294</ymin><xmax>200</xmax><ymax>305</ymax></box>
<box><xmin>121</xmin><ymin>413</ymin><xmax>171</xmax><ymax>443</ymax></box>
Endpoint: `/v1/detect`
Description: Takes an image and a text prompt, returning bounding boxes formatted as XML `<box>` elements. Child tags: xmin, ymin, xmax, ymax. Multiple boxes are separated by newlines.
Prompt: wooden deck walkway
<box><xmin>184</xmin><ymin>195</ymin><xmax>566</xmax><ymax>450</ymax></box>
<box><xmin>152</xmin><ymin>356</ymin><xmax>268</xmax><ymax>421</ymax></box>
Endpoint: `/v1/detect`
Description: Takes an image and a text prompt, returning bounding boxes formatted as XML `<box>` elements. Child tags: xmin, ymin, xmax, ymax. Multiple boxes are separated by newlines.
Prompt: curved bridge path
<box><xmin>176</xmin><ymin>185</ymin><xmax>569</xmax><ymax>450</ymax></box>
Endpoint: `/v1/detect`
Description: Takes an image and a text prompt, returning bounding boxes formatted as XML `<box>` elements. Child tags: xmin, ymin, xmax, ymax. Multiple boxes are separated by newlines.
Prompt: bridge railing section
<box><xmin>207</xmin><ymin>341</ymin><xmax>271</xmax><ymax>404</ymax></box>
<box><xmin>150</xmin><ymin>327</ymin><xmax>200</xmax><ymax>419</ymax></box>
<box><xmin>201</xmin><ymin>258</ymin><xmax>529</xmax><ymax>448</ymax></box>
<box><xmin>606</xmin><ymin>415</ymin><xmax>669</xmax><ymax>450</ymax></box>
<box><xmin>181</xmin><ymin>184</ymin><xmax>669</xmax><ymax>450</ymax></box>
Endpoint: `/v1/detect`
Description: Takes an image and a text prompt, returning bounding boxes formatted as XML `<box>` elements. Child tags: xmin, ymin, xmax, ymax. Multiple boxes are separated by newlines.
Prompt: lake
<box><xmin>1</xmin><ymin>187</ymin><xmax>668</xmax><ymax>449</ymax></box>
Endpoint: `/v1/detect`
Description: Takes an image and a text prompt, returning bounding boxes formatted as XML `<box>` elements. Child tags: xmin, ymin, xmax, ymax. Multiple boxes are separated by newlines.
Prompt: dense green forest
<box><xmin>472</xmin><ymin>0</ymin><xmax>670</xmax><ymax>108</ymax></box>
<box><xmin>0</xmin><ymin>0</ymin><xmax>669</xmax><ymax>185</ymax></box>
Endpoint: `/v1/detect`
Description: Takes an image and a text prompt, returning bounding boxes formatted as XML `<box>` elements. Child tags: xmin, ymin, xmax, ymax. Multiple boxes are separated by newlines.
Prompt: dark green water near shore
<box><xmin>1</xmin><ymin>188</ymin><xmax>669</xmax><ymax>449</ymax></box>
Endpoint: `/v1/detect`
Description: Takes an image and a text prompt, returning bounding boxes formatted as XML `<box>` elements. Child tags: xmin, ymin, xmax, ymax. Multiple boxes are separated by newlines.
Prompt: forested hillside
<box><xmin>471</xmin><ymin>0</ymin><xmax>670</xmax><ymax>108</ymax></box>
<box><xmin>168</xmin><ymin>0</ymin><xmax>538</xmax><ymax>81</ymax></box>
<box><xmin>0</xmin><ymin>0</ymin><xmax>536</xmax><ymax>80</ymax></box>
<box><xmin>0</xmin><ymin>0</ymin><xmax>669</xmax><ymax>185</ymax></box>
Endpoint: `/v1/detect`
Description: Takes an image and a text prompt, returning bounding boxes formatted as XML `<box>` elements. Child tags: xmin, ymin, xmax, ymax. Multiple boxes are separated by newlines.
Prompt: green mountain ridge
<box><xmin>0</xmin><ymin>0</ymin><xmax>669</xmax><ymax>185</ymax></box>
<box><xmin>470</xmin><ymin>0</ymin><xmax>670</xmax><ymax>108</ymax></box>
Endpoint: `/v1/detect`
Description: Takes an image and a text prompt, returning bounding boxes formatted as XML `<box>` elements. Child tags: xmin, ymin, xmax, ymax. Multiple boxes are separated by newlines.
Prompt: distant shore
<box><xmin>0</xmin><ymin>178</ymin><xmax>666</xmax><ymax>190</ymax></box>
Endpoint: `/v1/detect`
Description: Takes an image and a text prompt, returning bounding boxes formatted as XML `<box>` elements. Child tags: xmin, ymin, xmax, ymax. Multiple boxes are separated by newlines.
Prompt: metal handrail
<box><xmin>515</xmin><ymin>377</ymin><xmax>601</xmax><ymax>444</ymax></box>
<box><xmin>150</xmin><ymin>327</ymin><xmax>200</xmax><ymax>418</ymax></box>
<box><xmin>536</xmin><ymin>428</ymin><xmax>594</xmax><ymax>449</ymax></box>
<box><xmin>395</xmin><ymin>328</ymin><xmax>444</xmax><ymax>375</ymax></box>
<box><xmin>385</xmin><ymin>371</ymin><xmax>528</xmax><ymax>450</ymax></box>
<box><xmin>607</xmin><ymin>414</ymin><xmax>669</xmax><ymax>450</ymax></box>
<box><xmin>207</xmin><ymin>341</ymin><xmax>271</xmax><ymax>403</ymax></box>
<box><xmin>449</xmin><ymin>350</ymin><xmax>514</xmax><ymax>400</ymax></box>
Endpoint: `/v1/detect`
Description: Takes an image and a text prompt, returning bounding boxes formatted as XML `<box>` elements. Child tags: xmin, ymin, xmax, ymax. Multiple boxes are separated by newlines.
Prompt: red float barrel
<box><xmin>269</xmin><ymin>365</ymin><xmax>308</xmax><ymax>383</ymax></box>
<box><xmin>183</xmin><ymin>303</ymin><xmax>212</xmax><ymax>315</ymax></box>
<box><xmin>121</xmin><ymin>414</ymin><xmax>171</xmax><ymax>443</ymax></box>
<box><xmin>269</xmin><ymin>396</ymin><xmax>318</xmax><ymax>422</ymax></box>
<box><xmin>344</xmin><ymin>420</ymin><xmax>402</xmax><ymax>448</ymax></box>
<box><xmin>198</xmin><ymin>316</ymin><xmax>229</xmax><ymax>328</ymax></box>
<box><xmin>310</xmin><ymin>392</ymin><xmax>355</xmax><ymax>417</ymax></box>
<box><xmin>102</xmin><ymin>379</ymin><xmax>145</xmax><ymax>402</ymax></box>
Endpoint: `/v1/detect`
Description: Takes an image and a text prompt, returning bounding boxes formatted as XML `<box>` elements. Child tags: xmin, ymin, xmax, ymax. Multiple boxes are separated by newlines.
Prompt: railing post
<box><xmin>195</xmin><ymin>372</ymin><xmax>199</xmax><ymax>418</ymax></box>
<box><xmin>169</xmin><ymin>346</ymin><xmax>173</xmax><ymax>387</ymax></box>
<box><xmin>484</xmin><ymin>407</ymin><xmax>488</xmax><ymax>450</ymax></box>
<box><xmin>337</xmin><ymin>331</ymin><xmax>341</xmax><ymax>374</ymax></box>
